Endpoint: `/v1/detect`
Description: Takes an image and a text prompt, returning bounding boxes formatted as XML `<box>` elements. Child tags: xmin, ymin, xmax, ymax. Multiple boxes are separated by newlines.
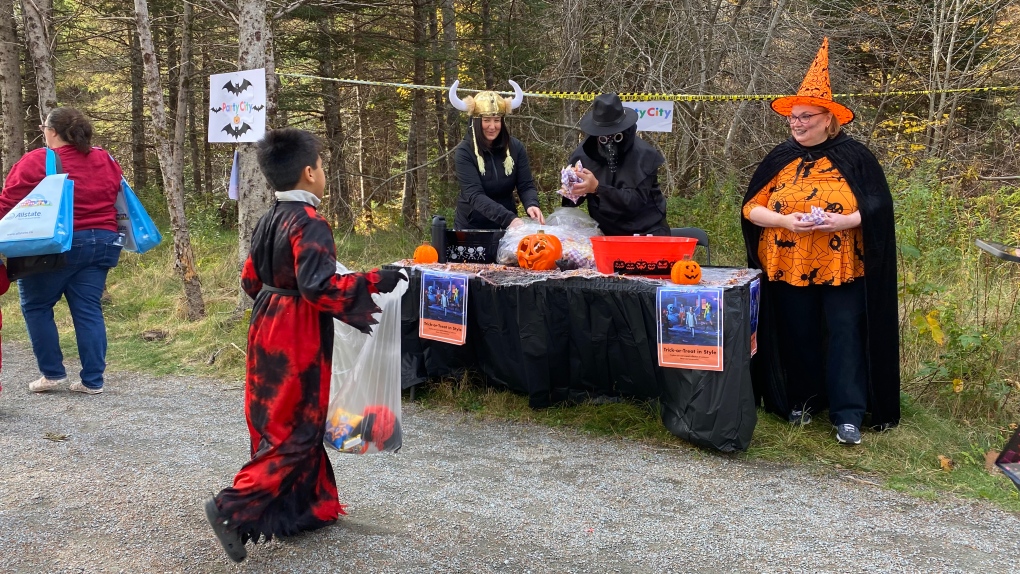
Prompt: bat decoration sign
<box><xmin>208</xmin><ymin>68</ymin><xmax>266</xmax><ymax>143</ymax></box>
<box><xmin>223</xmin><ymin>78</ymin><xmax>253</xmax><ymax>96</ymax></box>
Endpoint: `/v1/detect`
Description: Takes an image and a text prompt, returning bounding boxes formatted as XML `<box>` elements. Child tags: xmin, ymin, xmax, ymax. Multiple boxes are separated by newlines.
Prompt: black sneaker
<box><xmin>788</xmin><ymin>409</ymin><xmax>812</xmax><ymax>426</ymax></box>
<box><xmin>204</xmin><ymin>498</ymin><xmax>247</xmax><ymax>563</ymax></box>
<box><xmin>834</xmin><ymin>424</ymin><xmax>862</xmax><ymax>445</ymax></box>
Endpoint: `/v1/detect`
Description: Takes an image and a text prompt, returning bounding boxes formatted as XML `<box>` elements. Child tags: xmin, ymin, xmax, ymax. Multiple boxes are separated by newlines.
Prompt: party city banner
<box><xmin>623</xmin><ymin>100</ymin><xmax>673</xmax><ymax>133</ymax></box>
<box><xmin>208</xmin><ymin>68</ymin><xmax>266</xmax><ymax>143</ymax></box>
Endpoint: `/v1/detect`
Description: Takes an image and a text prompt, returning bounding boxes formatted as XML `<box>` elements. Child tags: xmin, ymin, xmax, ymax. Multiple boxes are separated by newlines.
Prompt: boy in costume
<box><xmin>205</xmin><ymin>128</ymin><xmax>405</xmax><ymax>562</ymax></box>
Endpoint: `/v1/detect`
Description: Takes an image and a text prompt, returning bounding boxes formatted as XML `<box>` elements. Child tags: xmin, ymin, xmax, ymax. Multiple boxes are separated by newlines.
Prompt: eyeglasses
<box><xmin>598</xmin><ymin>132</ymin><xmax>624</xmax><ymax>145</ymax></box>
<box><xmin>787</xmin><ymin>112</ymin><xmax>826</xmax><ymax>125</ymax></box>
<box><xmin>39</xmin><ymin>124</ymin><xmax>52</xmax><ymax>132</ymax></box>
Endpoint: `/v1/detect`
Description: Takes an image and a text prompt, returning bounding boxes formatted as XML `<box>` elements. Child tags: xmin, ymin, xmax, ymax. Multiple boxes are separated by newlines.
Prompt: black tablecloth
<box><xmin>397</xmin><ymin>266</ymin><xmax>759</xmax><ymax>452</ymax></box>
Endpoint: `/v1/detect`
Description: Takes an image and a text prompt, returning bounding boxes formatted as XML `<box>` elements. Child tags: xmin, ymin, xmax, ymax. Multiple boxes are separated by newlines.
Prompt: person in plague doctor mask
<box><xmin>561</xmin><ymin>93</ymin><xmax>668</xmax><ymax>236</ymax></box>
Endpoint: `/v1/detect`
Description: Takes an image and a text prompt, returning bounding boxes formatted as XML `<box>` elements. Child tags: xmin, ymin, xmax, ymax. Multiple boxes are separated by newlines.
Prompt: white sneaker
<box><xmin>28</xmin><ymin>376</ymin><xmax>67</xmax><ymax>392</ymax></box>
<box><xmin>69</xmin><ymin>381</ymin><xmax>103</xmax><ymax>395</ymax></box>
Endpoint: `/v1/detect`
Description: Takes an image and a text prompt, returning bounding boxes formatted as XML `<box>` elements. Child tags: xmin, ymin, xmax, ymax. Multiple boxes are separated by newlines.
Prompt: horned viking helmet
<box><xmin>448</xmin><ymin>80</ymin><xmax>524</xmax><ymax>117</ymax></box>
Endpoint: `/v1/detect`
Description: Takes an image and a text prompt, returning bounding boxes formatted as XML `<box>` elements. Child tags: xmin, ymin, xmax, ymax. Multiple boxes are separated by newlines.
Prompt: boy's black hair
<box><xmin>255</xmin><ymin>128</ymin><xmax>323</xmax><ymax>191</ymax></box>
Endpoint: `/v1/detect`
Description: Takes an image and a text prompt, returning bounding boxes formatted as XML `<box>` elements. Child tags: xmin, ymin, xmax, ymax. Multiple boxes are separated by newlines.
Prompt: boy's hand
<box><xmin>374</xmin><ymin>269</ymin><xmax>408</xmax><ymax>293</ymax></box>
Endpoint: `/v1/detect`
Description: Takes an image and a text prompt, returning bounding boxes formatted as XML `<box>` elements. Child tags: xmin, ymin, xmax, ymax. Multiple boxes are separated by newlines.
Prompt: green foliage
<box><xmin>894</xmin><ymin>163</ymin><xmax>1020</xmax><ymax>420</ymax></box>
<box><xmin>665</xmin><ymin>176</ymin><xmax>746</xmax><ymax>267</ymax></box>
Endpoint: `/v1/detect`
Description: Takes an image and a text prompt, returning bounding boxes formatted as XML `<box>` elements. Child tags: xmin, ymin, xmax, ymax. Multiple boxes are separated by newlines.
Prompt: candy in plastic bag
<box><xmin>325</xmin><ymin>263</ymin><xmax>407</xmax><ymax>454</ymax></box>
<box><xmin>802</xmin><ymin>206</ymin><xmax>826</xmax><ymax>226</ymax></box>
<box><xmin>558</xmin><ymin>160</ymin><xmax>585</xmax><ymax>204</ymax></box>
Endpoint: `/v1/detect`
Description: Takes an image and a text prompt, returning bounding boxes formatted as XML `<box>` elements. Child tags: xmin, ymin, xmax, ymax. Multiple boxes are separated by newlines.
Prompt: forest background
<box><xmin>1</xmin><ymin>0</ymin><xmax>1019</xmax><ymax>505</ymax></box>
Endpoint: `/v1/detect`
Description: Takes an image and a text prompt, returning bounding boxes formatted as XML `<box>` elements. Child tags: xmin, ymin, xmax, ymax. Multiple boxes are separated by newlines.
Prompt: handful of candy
<box><xmin>558</xmin><ymin>161</ymin><xmax>585</xmax><ymax>204</ymax></box>
<box><xmin>801</xmin><ymin>206</ymin><xmax>826</xmax><ymax>226</ymax></box>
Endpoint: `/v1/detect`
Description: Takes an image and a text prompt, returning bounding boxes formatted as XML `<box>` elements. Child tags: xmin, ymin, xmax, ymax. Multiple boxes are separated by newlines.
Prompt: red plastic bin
<box><xmin>590</xmin><ymin>236</ymin><xmax>697</xmax><ymax>278</ymax></box>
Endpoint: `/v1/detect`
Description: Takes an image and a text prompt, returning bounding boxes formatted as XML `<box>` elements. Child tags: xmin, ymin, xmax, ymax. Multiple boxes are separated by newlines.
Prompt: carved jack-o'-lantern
<box><xmin>671</xmin><ymin>258</ymin><xmax>702</xmax><ymax>285</ymax></box>
<box><xmin>516</xmin><ymin>230</ymin><xmax>562</xmax><ymax>270</ymax></box>
<box><xmin>413</xmin><ymin>243</ymin><xmax>439</xmax><ymax>264</ymax></box>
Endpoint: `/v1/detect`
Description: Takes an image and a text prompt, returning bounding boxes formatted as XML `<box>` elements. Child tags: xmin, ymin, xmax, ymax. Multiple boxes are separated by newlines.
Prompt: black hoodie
<box><xmin>454</xmin><ymin>131</ymin><xmax>539</xmax><ymax>230</ymax></box>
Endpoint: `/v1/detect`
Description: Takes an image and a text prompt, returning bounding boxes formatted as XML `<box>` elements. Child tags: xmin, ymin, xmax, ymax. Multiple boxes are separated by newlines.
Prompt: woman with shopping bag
<box><xmin>0</xmin><ymin>107</ymin><xmax>126</xmax><ymax>394</ymax></box>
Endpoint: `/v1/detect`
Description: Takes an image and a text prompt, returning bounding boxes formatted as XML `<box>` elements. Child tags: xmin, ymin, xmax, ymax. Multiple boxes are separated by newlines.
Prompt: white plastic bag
<box><xmin>496</xmin><ymin>207</ymin><xmax>602</xmax><ymax>269</ymax></box>
<box><xmin>325</xmin><ymin>264</ymin><xmax>408</xmax><ymax>454</ymax></box>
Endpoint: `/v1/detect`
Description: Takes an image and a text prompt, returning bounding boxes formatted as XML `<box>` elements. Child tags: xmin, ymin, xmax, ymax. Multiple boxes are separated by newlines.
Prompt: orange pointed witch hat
<box><xmin>771</xmin><ymin>38</ymin><xmax>854</xmax><ymax>125</ymax></box>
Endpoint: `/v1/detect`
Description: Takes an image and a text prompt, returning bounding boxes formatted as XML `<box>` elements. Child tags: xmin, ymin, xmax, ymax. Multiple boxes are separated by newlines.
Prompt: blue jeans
<box><xmin>19</xmin><ymin>229</ymin><xmax>122</xmax><ymax>389</ymax></box>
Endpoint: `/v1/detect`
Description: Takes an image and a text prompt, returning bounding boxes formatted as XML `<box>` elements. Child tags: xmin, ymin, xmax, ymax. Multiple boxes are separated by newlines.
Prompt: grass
<box><xmin>5</xmin><ymin>199</ymin><xmax>1019</xmax><ymax>513</ymax></box>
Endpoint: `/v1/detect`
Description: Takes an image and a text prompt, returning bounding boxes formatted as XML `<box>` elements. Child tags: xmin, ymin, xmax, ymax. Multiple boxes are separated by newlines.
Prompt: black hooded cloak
<box><xmin>741</xmin><ymin>132</ymin><xmax>900</xmax><ymax>429</ymax></box>
<box><xmin>562</xmin><ymin>128</ymin><xmax>668</xmax><ymax>236</ymax></box>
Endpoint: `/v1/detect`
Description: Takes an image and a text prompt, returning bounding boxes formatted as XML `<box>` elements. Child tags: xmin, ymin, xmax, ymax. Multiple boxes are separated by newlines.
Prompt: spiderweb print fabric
<box><xmin>743</xmin><ymin>156</ymin><xmax>865</xmax><ymax>286</ymax></box>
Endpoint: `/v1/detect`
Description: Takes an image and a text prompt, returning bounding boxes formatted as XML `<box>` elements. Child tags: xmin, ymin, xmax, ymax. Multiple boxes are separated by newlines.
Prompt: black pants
<box><xmin>771</xmin><ymin>280</ymin><xmax>867</xmax><ymax>427</ymax></box>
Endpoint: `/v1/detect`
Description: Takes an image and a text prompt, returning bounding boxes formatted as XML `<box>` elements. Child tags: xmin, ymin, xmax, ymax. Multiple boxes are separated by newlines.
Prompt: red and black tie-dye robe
<box><xmin>214</xmin><ymin>197</ymin><xmax>385</xmax><ymax>543</ymax></box>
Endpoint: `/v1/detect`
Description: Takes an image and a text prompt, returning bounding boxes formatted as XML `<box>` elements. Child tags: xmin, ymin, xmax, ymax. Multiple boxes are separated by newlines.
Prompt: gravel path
<box><xmin>1</xmin><ymin>342</ymin><xmax>1018</xmax><ymax>573</ymax></box>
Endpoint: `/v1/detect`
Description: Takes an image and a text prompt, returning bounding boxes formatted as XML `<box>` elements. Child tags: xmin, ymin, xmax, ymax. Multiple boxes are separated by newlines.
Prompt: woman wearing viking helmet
<box><xmin>741</xmin><ymin>38</ymin><xmax>899</xmax><ymax>446</ymax></box>
<box><xmin>449</xmin><ymin>80</ymin><xmax>544</xmax><ymax>230</ymax></box>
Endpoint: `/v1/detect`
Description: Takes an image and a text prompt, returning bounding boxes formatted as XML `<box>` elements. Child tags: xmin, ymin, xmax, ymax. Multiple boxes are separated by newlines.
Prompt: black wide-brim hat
<box><xmin>579</xmin><ymin>93</ymin><xmax>639</xmax><ymax>136</ymax></box>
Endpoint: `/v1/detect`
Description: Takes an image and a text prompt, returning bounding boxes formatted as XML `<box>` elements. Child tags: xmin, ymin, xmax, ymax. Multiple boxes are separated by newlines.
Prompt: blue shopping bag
<box><xmin>0</xmin><ymin>149</ymin><xmax>74</xmax><ymax>257</ymax></box>
<box><xmin>115</xmin><ymin>177</ymin><xmax>162</xmax><ymax>254</ymax></box>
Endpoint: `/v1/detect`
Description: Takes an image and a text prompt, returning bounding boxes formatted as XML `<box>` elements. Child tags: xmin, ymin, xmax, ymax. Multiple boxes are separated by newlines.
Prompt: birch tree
<box><xmin>21</xmin><ymin>0</ymin><xmax>56</xmax><ymax>121</ymax></box>
<box><xmin>134</xmin><ymin>0</ymin><xmax>206</xmax><ymax>320</ymax></box>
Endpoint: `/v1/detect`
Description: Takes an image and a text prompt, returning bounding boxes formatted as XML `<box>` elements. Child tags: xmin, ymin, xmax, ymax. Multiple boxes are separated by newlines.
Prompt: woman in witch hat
<box><xmin>561</xmin><ymin>93</ymin><xmax>668</xmax><ymax>236</ymax></box>
<box><xmin>449</xmin><ymin>80</ymin><xmax>544</xmax><ymax>230</ymax></box>
<box><xmin>741</xmin><ymin>38</ymin><xmax>900</xmax><ymax>446</ymax></box>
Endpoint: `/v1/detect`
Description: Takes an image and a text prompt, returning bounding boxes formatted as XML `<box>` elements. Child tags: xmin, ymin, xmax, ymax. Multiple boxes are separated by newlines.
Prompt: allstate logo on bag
<box><xmin>7</xmin><ymin>194</ymin><xmax>54</xmax><ymax>232</ymax></box>
<box><xmin>0</xmin><ymin>173</ymin><xmax>73</xmax><ymax>257</ymax></box>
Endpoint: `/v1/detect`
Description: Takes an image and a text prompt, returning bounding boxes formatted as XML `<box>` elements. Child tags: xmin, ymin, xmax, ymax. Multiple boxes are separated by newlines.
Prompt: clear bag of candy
<box><xmin>496</xmin><ymin>207</ymin><xmax>602</xmax><ymax>269</ymax></box>
<box><xmin>325</xmin><ymin>263</ymin><xmax>408</xmax><ymax>454</ymax></box>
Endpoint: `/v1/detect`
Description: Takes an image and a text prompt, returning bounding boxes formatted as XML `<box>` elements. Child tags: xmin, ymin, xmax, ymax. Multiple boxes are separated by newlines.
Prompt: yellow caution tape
<box><xmin>277</xmin><ymin>72</ymin><xmax>1020</xmax><ymax>102</ymax></box>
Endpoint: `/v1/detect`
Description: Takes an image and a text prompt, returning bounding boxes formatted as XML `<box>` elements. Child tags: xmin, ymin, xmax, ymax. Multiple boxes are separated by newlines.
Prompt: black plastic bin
<box><xmin>430</xmin><ymin>215</ymin><xmax>504</xmax><ymax>264</ymax></box>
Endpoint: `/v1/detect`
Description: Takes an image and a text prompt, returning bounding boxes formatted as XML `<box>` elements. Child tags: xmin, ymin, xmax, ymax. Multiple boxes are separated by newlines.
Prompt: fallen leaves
<box><xmin>986</xmin><ymin>450</ymin><xmax>1001</xmax><ymax>473</ymax></box>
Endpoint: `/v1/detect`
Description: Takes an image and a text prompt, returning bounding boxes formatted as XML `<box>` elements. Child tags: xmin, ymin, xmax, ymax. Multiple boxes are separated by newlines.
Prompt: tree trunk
<box><xmin>429</xmin><ymin>0</ymin><xmax>449</xmax><ymax>180</ymax></box>
<box><xmin>235</xmin><ymin>0</ymin><xmax>273</xmax><ymax>309</ymax></box>
<box><xmin>559</xmin><ymin>0</ymin><xmax>582</xmax><ymax>150</ymax></box>
<box><xmin>202</xmin><ymin>50</ymin><xmax>212</xmax><ymax>197</ymax></box>
<box><xmin>0</xmin><ymin>0</ymin><xmax>25</xmax><ymax>176</ymax></box>
<box><xmin>21</xmin><ymin>40</ymin><xmax>39</xmax><ymax>151</ymax></box>
<box><xmin>480</xmin><ymin>0</ymin><xmax>494</xmax><ymax>89</ymax></box>
<box><xmin>441</xmin><ymin>0</ymin><xmax>459</xmax><ymax>151</ymax></box>
<box><xmin>354</xmin><ymin>51</ymin><xmax>371</xmax><ymax>227</ymax></box>
<box><xmin>403</xmin><ymin>0</ymin><xmax>429</xmax><ymax>229</ymax></box>
<box><xmin>134</xmin><ymin>0</ymin><xmax>206</xmax><ymax>320</ymax></box>
<box><xmin>318</xmin><ymin>19</ymin><xmax>353</xmax><ymax>232</ymax></box>
<box><xmin>130</xmin><ymin>27</ymin><xmax>148</xmax><ymax>189</ymax></box>
<box><xmin>21</xmin><ymin>0</ymin><xmax>57</xmax><ymax>121</ymax></box>
<box><xmin>188</xmin><ymin>79</ymin><xmax>202</xmax><ymax>194</ymax></box>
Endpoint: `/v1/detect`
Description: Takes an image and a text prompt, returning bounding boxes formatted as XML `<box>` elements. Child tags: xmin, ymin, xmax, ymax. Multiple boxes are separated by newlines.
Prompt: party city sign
<box><xmin>623</xmin><ymin>101</ymin><xmax>674</xmax><ymax>132</ymax></box>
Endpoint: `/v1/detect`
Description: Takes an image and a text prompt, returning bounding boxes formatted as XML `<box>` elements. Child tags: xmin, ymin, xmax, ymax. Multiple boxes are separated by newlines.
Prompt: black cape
<box><xmin>562</xmin><ymin>133</ymin><xmax>668</xmax><ymax>236</ymax></box>
<box><xmin>740</xmin><ymin>133</ymin><xmax>900</xmax><ymax>429</ymax></box>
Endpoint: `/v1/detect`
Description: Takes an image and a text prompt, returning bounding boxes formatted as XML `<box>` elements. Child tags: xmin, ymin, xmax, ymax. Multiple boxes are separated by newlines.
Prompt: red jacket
<box><xmin>0</xmin><ymin>146</ymin><xmax>124</xmax><ymax>232</ymax></box>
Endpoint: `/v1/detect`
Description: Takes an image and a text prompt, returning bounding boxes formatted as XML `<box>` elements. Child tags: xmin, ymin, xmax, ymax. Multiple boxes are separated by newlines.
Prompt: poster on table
<box><xmin>207</xmin><ymin>68</ymin><xmax>266</xmax><ymax>143</ymax></box>
<box><xmin>622</xmin><ymin>100</ymin><xmax>674</xmax><ymax>132</ymax></box>
<box><xmin>419</xmin><ymin>270</ymin><xmax>469</xmax><ymax>345</ymax></box>
<box><xmin>749</xmin><ymin>278</ymin><xmax>760</xmax><ymax>357</ymax></box>
<box><xmin>656</xmin><ymin>286</ymin><xmax>724</xmax><ymax>371</ymax></box>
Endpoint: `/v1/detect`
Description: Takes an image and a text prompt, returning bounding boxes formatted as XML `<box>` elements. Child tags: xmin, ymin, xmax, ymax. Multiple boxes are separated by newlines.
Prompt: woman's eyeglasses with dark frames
<box><xmin>787</xmin><ymin>112</ymin><xmax>825</xmax><ymax>125</ymax></box>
